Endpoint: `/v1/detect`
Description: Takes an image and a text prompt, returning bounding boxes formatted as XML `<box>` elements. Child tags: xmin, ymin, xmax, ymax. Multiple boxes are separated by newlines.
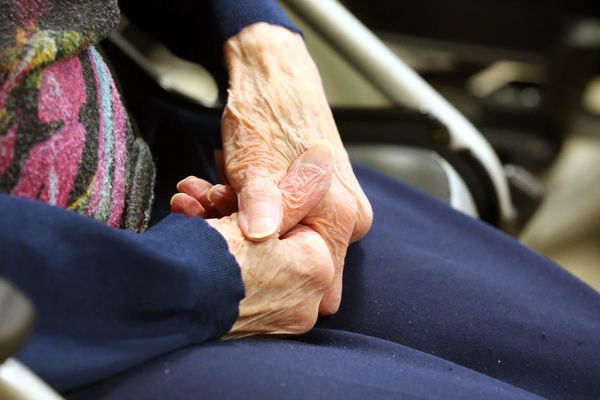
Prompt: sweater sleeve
<box><xmin>0</xmin><ymin>195</ymin><xmax>244</xmax><ymax>392</ymax></box>
<box><xmin>118</xmin><ymin>0</ymin><xmax>301</xmax><ymax>84</ymax></box>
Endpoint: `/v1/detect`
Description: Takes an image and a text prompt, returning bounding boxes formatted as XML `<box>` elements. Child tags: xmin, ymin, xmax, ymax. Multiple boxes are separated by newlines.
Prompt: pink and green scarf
<box><xmin>0</xmin><ymin>0</ymin><xmax>155</xmax><ymax>231</ymax></box>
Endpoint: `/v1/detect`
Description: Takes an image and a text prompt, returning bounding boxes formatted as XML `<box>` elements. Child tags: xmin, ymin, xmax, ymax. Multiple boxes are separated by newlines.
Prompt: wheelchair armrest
<box><xmin>347</xmin><ymin>145</ymin><xmax>478</xmax><ymax>218</ymax></box>
<box><xmin>0</xmin><ymin>279</ymin><xmax>34</xmax><ymax>365</ymax></box>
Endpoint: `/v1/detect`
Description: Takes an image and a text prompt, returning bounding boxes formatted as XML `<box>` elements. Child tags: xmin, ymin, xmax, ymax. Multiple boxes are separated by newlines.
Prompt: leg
<box><xmin>315</xmin><ymin>165</ymin><xmax>600</xmax><ymax>399</ymax></box>
<box><xmin>67</xmin><ymin>333</ymin><xmax>541</xmax><ymax>400</ymax></box>
<box><xmin>67</xmin><ymin>165</ymin><xmax>596</xmax><ymax>400</ymax></box>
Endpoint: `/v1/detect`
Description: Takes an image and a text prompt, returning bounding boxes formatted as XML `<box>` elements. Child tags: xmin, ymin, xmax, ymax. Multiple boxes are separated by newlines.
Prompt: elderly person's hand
<box><xmin>173</xmin><ymin>142</ymin><xmax>336</xmax><ymax>337</ymax></box>
<box><xmin>208</xmin><ymin>214</ymin><xmax>334</xmax><ymax>338</ymax></box>
<box><xmin>228</xmin><ymin>23</ymin><xmax>373</xmax><ymax>313</ymax></box>
<box><xmin>174</xmin><ymin>23</ymin><xmax>373</xmax><ymax>315</ymax></box>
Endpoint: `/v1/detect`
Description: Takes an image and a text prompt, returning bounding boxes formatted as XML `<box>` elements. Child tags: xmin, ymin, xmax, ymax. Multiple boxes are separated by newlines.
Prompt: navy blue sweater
<box><xmin>0</xmin><ymin>0</ymin><xmax>298</xmax><ymax>392</ymax></box>
<box><xmin>120</xmin><ymin>0</ymin><xmax>301</xmax><ymax>89</ymax></box>
<box><xmin>1</xmin><ymin>195</ymin><xmax>243</xmax><ymax>390</ymax></box>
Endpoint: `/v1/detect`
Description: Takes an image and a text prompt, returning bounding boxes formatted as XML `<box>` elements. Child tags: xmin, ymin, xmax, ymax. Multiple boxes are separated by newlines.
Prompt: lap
<box><xmin>68</xmin><ymin>331</ymin><xmax>540</xmax><ymax>400</ymax></box>
<box><xmin>69</xmin><ymin>166</ymin><xmax>600</xmax><ymax>400</ymax></box>
<box><xmin>317</xmin><ymin>165</ymin><xmax>600</xmax><ymax>399</ymax></box>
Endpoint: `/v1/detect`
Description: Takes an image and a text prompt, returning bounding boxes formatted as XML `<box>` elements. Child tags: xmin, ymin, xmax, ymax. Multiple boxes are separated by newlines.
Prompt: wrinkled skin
<box><xmin>208</xmin><ymin>214</ymin><xmax>334</xmax><ymax>339</ymax></box>
<box><xmin>173</xmin><ymin>23</ymin><xmax>373</xmax><ymax>319</ymax></box>
<box><xmin>173</xmin><ymin>142</ymin><xmax>336</xmax><ymax>337</ymax></box>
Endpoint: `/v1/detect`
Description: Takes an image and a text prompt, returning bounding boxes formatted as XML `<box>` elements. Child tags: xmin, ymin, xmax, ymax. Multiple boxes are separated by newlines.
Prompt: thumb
<box><xmin>238</xmin><ymin>176</ymin><xmax>283</xmax><ymax>242</ymax></box>
<box><xmin>278</xmin><ymin>139</ymin><xmax>335</xmax><ymax>236</ymax></box>
<box><xmin>237</xmin><ymin>139</ymin><xmax>335</xmax><ymax>242</ymax></box>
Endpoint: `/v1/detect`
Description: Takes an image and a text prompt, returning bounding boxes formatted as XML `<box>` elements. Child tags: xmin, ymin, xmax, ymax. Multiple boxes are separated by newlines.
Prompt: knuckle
<box><xmin>222</xmin><ymin>137</ymin><xmax>288</xmax><ymax>186</ymax></box>
<box><xmin>274</xmin><ymin>303</ymin><xmax>320</xmax><ymax>335</ymax></box>
<box><xmin>240</xmin><ymin>180</ymin><xmax>278</xmax><ymax>200</ymax></box>
<box><xmin>294</xmin><ymin>309</ymin><xmax>319</xmax><ymax>334</ymax></box>
<box><xmin>313</xmin><ymin>260</ymin><xmax>335</xmax><ymax>291</ymax></box>
<box><xmin>334</xmin><ymin>183</ymin><xmax>359</xmax><ymax>213</ymax></box>
<box><xmin>227</xmin><ymin>153</ymin><xmax>281</xmax><ymax>186</ymax></box>
<box><xmin>296</xmin><ymin>299</ymin><xmax>325</xmax><ymax>334</ymax></box>
<box><xmin>357</xmin><ymin>196</ymin><xmax>374</xmax><ymax>229</ymax></box>
<box><xmin>299</xmin><ymin>257</ymin><xmax>334</xmax><ymax>289</ymax></box>
<box><xmin>320</xmin><ymin>298</ymin><xmax>341</xmax><ymax>316</ymax></box>
<box><xmin>292</xmin><ymin>234</ymin><xmax>335</xmax><ymax>290</ymax></box>
<box><xmin>327</xmin><ymin>180</ymin><xmax>373</xmax><ymax>241</ymax></box>
<box><xmin>351</xmin><ymin>194</ymin><xmax>374</xmax><ymax>242</ymax></box>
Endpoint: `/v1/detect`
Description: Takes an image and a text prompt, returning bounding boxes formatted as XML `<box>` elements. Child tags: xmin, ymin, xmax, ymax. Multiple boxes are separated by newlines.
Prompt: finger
<box><xmin>350</xmin><ymin>190</ymin><xmax>374</xmax><ymax>243</ymax></box>
<box><xmin>317</xmin><ymin>232</ymin><xmax>351</xmax><ymax>316</ymax></box>
<box><xmin>319</xmin><ymin>209</ymin><xmax>355</xmax><ymax>315</ymax></box>
<box><xmin>170</xmin><ymin>193</ymin><xmax>206</xmax><ymax>217</ymax></box>
<box><xmin>238</xmin><ymin>178</ymin><xmax>283</xmax><ymax>242</ymax></box>
<box><xmin>207</xmin><ymin>184</ymin><xmax>238</xmax><ymax>216</ymax></box>
<box><xmin>282</xmin><ymin>224</ymin><xmax>336</xmax><ymax>325</ymax></box>
<box><xmin>176</xmin><ymin>176</ymin><xmax>222</xmax><ymax>218</ymax></box>
<box><xmin>278</xmin><ymin>139</ymin><xmax>335</xmax><ymax>237</ymax></box>
<box><xmin>176</xmin><ymin>176</ymin><xmax>212</xmax><ymax>204</ymax></box>
<box><xmin>320</xmin><ymin>274</ymin><xmax>344</xmax><ymax>315</ymax></box>
<box><xmin>300</xmin><ymin>185</ymin><xmax>355</xmax><ymax>316</ymax></box>
<box><xmin>175</xmin><ymin>176</ymin><xmax>236</xmax><ymax>218</ymax></box>
<box><xmin>281</xmin><ymin>224</ymin><xmax>335</xmax><ymax>291</ymax></box>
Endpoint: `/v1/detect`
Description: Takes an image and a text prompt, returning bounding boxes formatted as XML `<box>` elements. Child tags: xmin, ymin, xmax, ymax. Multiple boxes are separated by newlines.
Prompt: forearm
<box><xmin>220</xmin><ymin>22</ymin><xmax>373</xmax><ymax>314</ymax></box>
<box><xmin>0</xmin><ymin>195</ymin><xmax>243</xmax><ymax>391</ymax></box>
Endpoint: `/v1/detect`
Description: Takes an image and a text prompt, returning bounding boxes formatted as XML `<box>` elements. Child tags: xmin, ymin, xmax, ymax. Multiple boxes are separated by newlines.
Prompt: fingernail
<box><xmin>247</xmin><ymin>216</ymin><xmax>278</xmax><ymax>239</ymax></box>
<box><xmin>176</xmin><ymin>176</ymin><xmax>196</xmax><ymax>191</ymax></box>
<box><xmin>302</xmin><ymin>140</ymin><xmax>335</xmax><ymax>168</ymax></box>
<box><xmin>170</xmin><ymin>194</ymin><xmax>177</xmax><ymax>206</ymax></box>
<box><xmin>207</xmin><ymin>184</ymin><xmax>224</xmax><ymax>203</ymax></box>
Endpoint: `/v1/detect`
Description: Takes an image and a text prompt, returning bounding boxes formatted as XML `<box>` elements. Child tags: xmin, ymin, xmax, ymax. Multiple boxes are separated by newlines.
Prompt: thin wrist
<box><xmin>225</xmin><ymin>22</ymin><xmax>304</xmax><ymax>57</ymax></box>
<box><xmin>224</xmin><ymin>22</ymin><xmax>320</xmax><ymax>88</ymax></box>
<box><xmin>224</xmin><ymin>22</ymin><xmax>306</xmax><ymax>65</ymax></box>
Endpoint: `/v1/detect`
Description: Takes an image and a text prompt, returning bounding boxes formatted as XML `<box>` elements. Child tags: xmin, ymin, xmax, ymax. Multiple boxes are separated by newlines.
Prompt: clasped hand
<box><xmin>171</xmin><ymin>23</ymin><xmax>373</xmax><ymax>338</ymax></box>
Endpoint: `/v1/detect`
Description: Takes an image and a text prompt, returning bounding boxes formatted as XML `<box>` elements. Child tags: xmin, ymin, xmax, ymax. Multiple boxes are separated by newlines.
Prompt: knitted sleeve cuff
<box><xmin>141</xmin><ymin>214</ymin><xmax>245</xmax><ymax>340</ymax></box>
<box><xmin>212</xmin><ymin>0</ymin><xmax>303</xmax><ymax>43</ymax></box>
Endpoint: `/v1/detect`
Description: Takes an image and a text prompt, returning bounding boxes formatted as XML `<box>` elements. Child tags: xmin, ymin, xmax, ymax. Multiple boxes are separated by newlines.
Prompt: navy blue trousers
<box><xmin>68</xmin><ymin>165</ymin><xmax>600</xmax><ymax>400</ymax></box>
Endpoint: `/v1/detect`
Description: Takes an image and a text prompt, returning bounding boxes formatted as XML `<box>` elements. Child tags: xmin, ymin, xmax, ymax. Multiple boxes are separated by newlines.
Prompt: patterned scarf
<box><xmin>0</xmin><ymin>0</ymin><xmax>155</xmax><ymax>231</ymax></box>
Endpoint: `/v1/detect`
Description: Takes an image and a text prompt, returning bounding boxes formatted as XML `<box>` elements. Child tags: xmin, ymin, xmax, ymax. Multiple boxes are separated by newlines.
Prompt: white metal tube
<box><xmin>0</xmin><ymin>359</ymin><xmax>63</xmax><ymax>400</ymax></box>
<box><xmin>283</xmin><ymin>0</ymin><xmax>514</xmax><ymax>224</ymax></box>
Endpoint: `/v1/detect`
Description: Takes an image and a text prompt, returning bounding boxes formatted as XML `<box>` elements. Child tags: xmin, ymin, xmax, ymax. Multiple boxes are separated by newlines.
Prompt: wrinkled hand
<box><xmin>221</xmin><ymin>23</ymin><xmax>373</xmax><ymax>314</ymax></box>
<box><xmin>207</xmin><ymin>214</ymin><xmax>334</xmax><ymax>339</ymax></box>
<box><xmin>173</xmin><ymin>142</ymin><xmax>336</xmax><ymax>338</ymax></box>
<box><xmin>172</xmin><ymin>141</ymin><xmax>335</xmax><ymax>231</ymax></box>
